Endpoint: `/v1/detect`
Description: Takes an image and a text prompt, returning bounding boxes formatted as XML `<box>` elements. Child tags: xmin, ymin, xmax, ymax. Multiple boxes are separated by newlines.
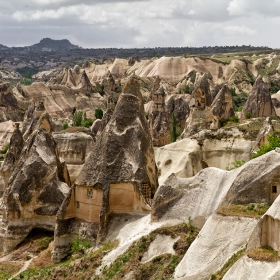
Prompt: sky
<box><xmin>0</xmin><ymin>0</ymin><xmax>279</xmax><ymax>48</ymax></box>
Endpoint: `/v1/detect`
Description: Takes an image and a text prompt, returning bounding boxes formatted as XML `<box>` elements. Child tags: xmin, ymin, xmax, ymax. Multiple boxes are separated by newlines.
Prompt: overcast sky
<box><xmin>0</xmin><ymin>0</ymin><xmax>279</xmax><ymax>48</ymax></box>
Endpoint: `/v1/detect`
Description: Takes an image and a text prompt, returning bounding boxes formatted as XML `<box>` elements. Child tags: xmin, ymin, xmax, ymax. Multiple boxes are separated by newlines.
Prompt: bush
<box><xmin>0</xmin><ymin>143</ymin><xmax>9</xmax><ymax>154</ymax></box>
<box><xmin>182</xmin><ymin>85</ymin><xmax>190</xmax><ymax>94</ymax></box>
<box><xmin>229</xmin><ymin>116</ymin><xmax>239</xmax><ymax>123</ymax></box>
<box><xmin>70</xmin><ymin>237</ymin><xmax>90</xmax><ymax>254</ymax></box>
<box><xmin>72</xmin><ymin>110</ymin><xmax>83</xmax><ymax>127</ymax></box>
<box><xmin>20</xmin><ymin>77</ymin><xmax>32</xmax><ymax>85</ymax></box>
<box><xmin>232</xmin><ymin>91</ymin><xmax>248</xmax><ymax>111</ymax></box>
<box><xmin>245</xmin><ymin>112</ymin><xmax>253</xmax><ymax>119</ymax></box>
<box><xmin>226</xmin><ymin>159</ymin><xmax>245</xmax><ymax>170</ymax></box>
<box><xmin>95</xmin><ymin>108</ymin><xmax>103</xmax><ymax>120</ymax></box>
<box><xmin>62</xmin><ymin>123</ymin><xmax>69</xmax><ymax>130</ymax></box>
<box><xmin>252</xmin><ymin>132</ymin><xmax>280</xmax><ymax>158</ymax></box>
<box><xmin>81</xmin><ymin>119</ymin><xmax>93</xmax><ymax>128</ymax></box>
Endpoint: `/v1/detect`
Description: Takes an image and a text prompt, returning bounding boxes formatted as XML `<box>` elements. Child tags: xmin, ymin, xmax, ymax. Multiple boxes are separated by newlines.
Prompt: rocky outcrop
<box><xmin>155</xmin><ymin>128</ymin><xmax>255</xmax><ymax>185</ymax></box>
<box><xmin>148</xmin><ymin>87</ymin><xmax>171</xmax><ymax>146</ymax></box>
<box><xmin>0</xmin><ymin>123</ymin><xmax>24</xmax><ymax>190</ymax></box>
<box><xmin>53</xmin><ymin>131</ymin><xmax>94</xmax><ymax>183</ymax></box>
<box><xmin>0</xmin><ymin>81</ymin><xmax>24</xmax><ymax>122</ymax></box>
<box><xmin>2</xmin><ymin>112</ymin><xmax>71</xmax><ymax>252</ymax></box>
<box><xmin>52</xmin><ymin>77</ymin><xmax>158</xmax><ymax>262</ymax></box>
<box><xmin>166</xmin><ymin>94</ymin><xmax>191</xmax><ymax>128</ymax></box>
<box><xmin>241</xmin><ymin>76</ymin><xmax>276</xmax><ymax>119</ymax></box>
<box><xmin>153</xmin><ymin>150</ymin><xmax>280</xmax><ymax>279</ymax></box>
<box><xmin>211</xmin><ymin>84</ymin><xmax>234</xmax><ymax>121</ymax></box>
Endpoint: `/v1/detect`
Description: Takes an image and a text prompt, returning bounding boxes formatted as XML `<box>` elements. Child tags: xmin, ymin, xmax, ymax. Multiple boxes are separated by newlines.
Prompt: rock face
<box><xmin>148</xmin><ymin>87</ymin><xmax>171</xmax><ymax>146</ymax></box>
<box><xmin>2</xmin><ymin>112</ymin><xmax>71</xmax><ymax>252</ymax></box>
<box><xmin>0</xmin><ymin>123</ymin><xmax>24</xmax><ymax>190</ymax></box>
<box><xmin>181</xmin><ymin>80</ymin><xmax>235</xmax><ymax>138</ymax></box>
<box><xmin>211</xmin><ymin>84</ymin><xmax>234</xmax><ymax>121</ymax></box>
<box><xmin>52</xmin><ymin>77</ymin><xmax>158</xmax><ymax>262</ymax></box>
<box><xmin>241</xmin><ymin>76</ymin><xmax>276</xmax><ymax>119</ymax></box>
<box><xmin>155</xmin><ymin>129</ymin><xmax>255</xmax><ymax>186</ymax></box>
<box><xmin>0</xmin><ymin>81</ymin><xmax>24</xmax><ymax>122</ymax></box>
<box><xmin>166</xmin><ymin>94</ymin><xmax>191</xmax><ymax>128</ymax></box>
<box><xmin>53</xmin><ymin>131</ymin><xmax>94</xmax><ymax>183</ymax></box>
<box><xmin>153</xmin><ymin>150</ymin><xmax>280</xmax><ymax>280</ymax></box>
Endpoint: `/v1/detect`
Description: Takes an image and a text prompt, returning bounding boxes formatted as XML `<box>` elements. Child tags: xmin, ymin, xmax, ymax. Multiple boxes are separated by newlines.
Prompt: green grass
<box><xmin>11</xmin><ymin>240</ymin><xmax>119</xmax><ymax>280</ymax></box>
<box><xmin>218</xmin><ymin>203</ymin><xmax>270</xmax><ymax>218</ymax></box>
<box><xmin>211</xmin><ymin>249</ymin><xmax>246</xmax><ymax>279</ymax></box>
<box><xmin>97</xmin><ymin>223</ymin><xmax>199</xmax><ymax>280</ymax></box>
<box><xmin>248</xmin><ymin>246</ymin><xmax>280</xmax><ymax>262</ymax></box>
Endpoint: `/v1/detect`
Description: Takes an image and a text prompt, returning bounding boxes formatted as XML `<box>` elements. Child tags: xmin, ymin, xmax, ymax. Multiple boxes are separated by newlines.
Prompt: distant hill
<box><xmin>10</xmin><ymin>38</ymin><xmax>81</xmax><ymax>52</ymax></box>
<box><xmin>0</xmin><ymin>44</ymin><xmax>9</xmax><ymax>51</ymax></box>
<box><xmin>29</xmin><ymin>38</ymin><xmax>81</xmax><ymax>51</ymax></box>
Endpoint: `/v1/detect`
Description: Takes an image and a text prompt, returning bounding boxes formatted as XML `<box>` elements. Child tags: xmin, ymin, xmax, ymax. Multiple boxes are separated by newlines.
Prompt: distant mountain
<box><xmin>0</xmin><ymin>44</ymin><xmax>9</xmax><ymax>51</ymax></box>
<box><xmin>8</xmin><ymin>38</ymin><xmax>81</xmax><ymax>52</ymax></box>
<box><xmin>29</xmin><ymin>38</ymin><xmax>81</xmax><ymax>51</ymax></box>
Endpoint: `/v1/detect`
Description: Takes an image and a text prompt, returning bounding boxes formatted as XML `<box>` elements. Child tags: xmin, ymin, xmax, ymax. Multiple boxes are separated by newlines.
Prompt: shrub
<box><xmin>229</xmin><ymin>115</ymin><xmax>239</xmax><ymax>123</ymax></box>
<box><xmin>72</xmin><ymin>110</ymin><xmax>83</xmax><ymax>127</ymax></box>
<box><xmin>226</xmin><ymin>159</ymin><xmax>245</xmax><ymax>171</ymax></box>
<box><xmin>182</xmin><ymin>85</ymin><xmax>190</xmax><ymax>94</ymax></box>
<box><xmin>20</xmin><ymin>77</ymin><xmax>32</xmax><ymax>85</ymax></box>
<box><xmin>171</xmin><ymin>113</ymin><xmax>177</xmax><ymax>142</ymax></box>
<box><xmin>252</xmin><ymin>132</ymin><xmax>280</xmax><ymax>158</ymax></box>
<box><xmin>245</xmin><ymin>112</ymin><xmax>253</xmax><ymax>119</ymax></box>
<box><xmin>70</xmin><ymin>237</ymin><xmax>90</xmax><ymax>254</ymax></box>
<box><xmin>81</xmin><ymin>118</ymin><xmax>93</xmax><ymax>128</ymax></box>
<box><xmin>95</xmin><ymin>108</ymin><xmax>103</xmax><ymax>120</ymax></box>
<box><xmin>0</xmin><ymin>143</ymin><xmax>9</xmax><ymax>154</ymax></box>
<box><xmin>62</xmin><ymin>123</ymin><xmax>69</xmax><ymax>130</ymax></box>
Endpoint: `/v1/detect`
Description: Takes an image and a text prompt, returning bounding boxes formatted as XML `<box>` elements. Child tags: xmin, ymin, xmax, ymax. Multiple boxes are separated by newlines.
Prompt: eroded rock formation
<box><xmin>241</xmin><ymin>76</ymin><xmax>276</xmax><ymax>119</ymax></box>
<box><xmin>148</xmin><ymin>87</ymin><xmax>171</xmax><ymax>146</ymax></box>
<box><xmin>52</xmin><ymin>77</ymin><xmax>158</xmax><ymax>262</ymax></box>
<box><xmin>2</xmin><ymin>112</ymin><xmax>71</xmax><ymax>252</ymax></box>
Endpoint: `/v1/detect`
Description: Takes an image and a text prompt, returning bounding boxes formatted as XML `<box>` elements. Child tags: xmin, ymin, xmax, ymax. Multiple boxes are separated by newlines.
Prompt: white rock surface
<box><xmin>174</xmin><ymin>214</ymin><xmax>259</xmax><ymax>280</ymax></box>
<box><xmin>141</xmin><ymin>234</ymin><xmax>179</xmax><ymax>263</ymax></box>
<box><xmin>223</xmin><ymin>256</ymin><xmax>280</xmax><ymax>280</ymax></box>
<box><xmin>154</xmin><ymin>136</ymin><xmax>255</xmax><ymax>185</ymax></box>
<box><xmin>96</xmin><ymin>214</ymin><xmax>181</xmax><ymax>275</ymax></box>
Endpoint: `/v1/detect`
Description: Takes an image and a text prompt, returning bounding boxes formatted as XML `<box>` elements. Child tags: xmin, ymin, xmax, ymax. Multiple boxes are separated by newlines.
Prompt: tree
<box><xmin>95</xmin><ymin>108</ymin><xmax>103</xmax><ymax>120</ymax></box>
<box><xmin>171</xmin><ymin>113</ymin><xmax>177</xmax><ymax>142</ymax></box>
<box><xmin>72</xmin><ymin>110</ymin><xmax>83</xmax><ymax>127</ymax></box>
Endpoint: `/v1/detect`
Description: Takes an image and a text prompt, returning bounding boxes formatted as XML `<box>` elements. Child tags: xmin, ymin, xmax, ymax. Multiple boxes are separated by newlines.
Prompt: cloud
<box><xmin>223</xmin><ymin>25</ymin><xmax>257</xmax><ymax>36</ymax></box>
<box><xmin>0</xmin><ymin>0</ymin><xmax>279</xmax><ymax>48</ymax></box>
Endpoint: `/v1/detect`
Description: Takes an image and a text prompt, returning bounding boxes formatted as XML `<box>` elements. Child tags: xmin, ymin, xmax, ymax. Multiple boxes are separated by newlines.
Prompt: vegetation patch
<box><xmin>248</xmin><ymin>246</ymin><xmax>280</xmax><ymax>262</ymax></box>
<box><xmin>217</xmin><ymin>203</ymin><xmax>270</xmax><ymax>218</ymax></box>
<box><xmin>97</xmin><ymin>223</ymin><xmax>199</xmax><ymax>280</ymax></box>
<box><xmin>12</xmin><ymin>240</ymin><xmax>119</xmax><ymax>280</ymax></box>
<box><xmin>252</xmin><ymin>132</ymin><xmax>280</xmax><ymax>159</ymax></box>
<box><xmin>226</xmin><ymin>159</ymin><xmax>245</xmax><ymax>171</ymax></box>
<box><xmin>211</xmin><ymin>249</ymin><xmax>246</xmax><ymax>280</ymax></box>
<box><xmin>0</xmin><ymin>261</ymin><xmax>22</xmax><ymax>279</ymax></box>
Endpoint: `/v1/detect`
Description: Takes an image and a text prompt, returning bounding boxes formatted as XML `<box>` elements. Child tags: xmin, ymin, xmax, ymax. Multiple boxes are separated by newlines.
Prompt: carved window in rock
<box><xmin>64</xmin><ymin>154</ymin><xmax>68</xmax><ymax>158</ymax></box>
<box><xmin>70</xmin><ymin>154</ymin><xmax>74</xmax><ymax>159</ymax></box>
<box><xmin>76</xmin><ymin>201</ymin><xmax>80</xmax><ymax>208</ymax></box>
<box><xmin>272</xmin><ymin>186</ymin><xmax>277</xmax><ymax>193</ymax></box>
<box><xmin>142</xmin><ymin>183</ymin><xmax>152</xmax><ymax>205</ymax></box>
<box><xmin>87</xmin><ymin>189</ymin><xmax>93</xmax><ymax>198</ymax></box>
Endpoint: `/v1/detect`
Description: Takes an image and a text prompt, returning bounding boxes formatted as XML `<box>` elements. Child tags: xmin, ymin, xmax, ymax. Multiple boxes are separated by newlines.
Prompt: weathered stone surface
<box><xmin>211</xmin><ymin>84</ymin><xmax>234</xmax><ymax>121</ymax></box>
<box><xmin>155</xmin><ymin>129</ymin><xmax>255</xmax><ymax>185</ymax></box>
<box><xmin>153</xmin><ymin>150</ymin><xmax>280</xmax><ymax>225</ymax></box>
<box><xmin>223</xmin><ymin>256</ymin><xmax>280</xmax><ymax>280</ymax></box>
<box><xmin>166</xmin><ymin>94</ymin><xmax>191</xmax><ymax>128</ymax></box>
<box><xmin>0</xmin><ymin>80</ymin><xmax>24</xmax><ymax>122</ymax></box>
<box><xmin>2</xmin><ymin>112</ymin><xmax>71</xmax><ymax>252</ymax></box>
<box><xmin>174</xmin><ymin>214</ymin><xmax>258</xmax><ymax>280</ymax></box>
<box><xmin>0</xmin><ymin>123</ymin><xmax>24</xmax><ymax>189</ymax></box>
<box><xmin>52</xmin><ymin>77</ymin><xmax>158</xmax><ymax>262</ymax></box>
<box><xmin>53</xmin><ymin>131</ymin><xmax>94</xmax><ymax>183</ymax></box>
<box><xmin>148</xmin><ymin>87</ymin><xmax>171</xmax><ymax>146</ymax></box>
<box><xmin>241</xmin><ymin>76</ymin><xmax>276</xmax><ymax>119</ymax></box>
